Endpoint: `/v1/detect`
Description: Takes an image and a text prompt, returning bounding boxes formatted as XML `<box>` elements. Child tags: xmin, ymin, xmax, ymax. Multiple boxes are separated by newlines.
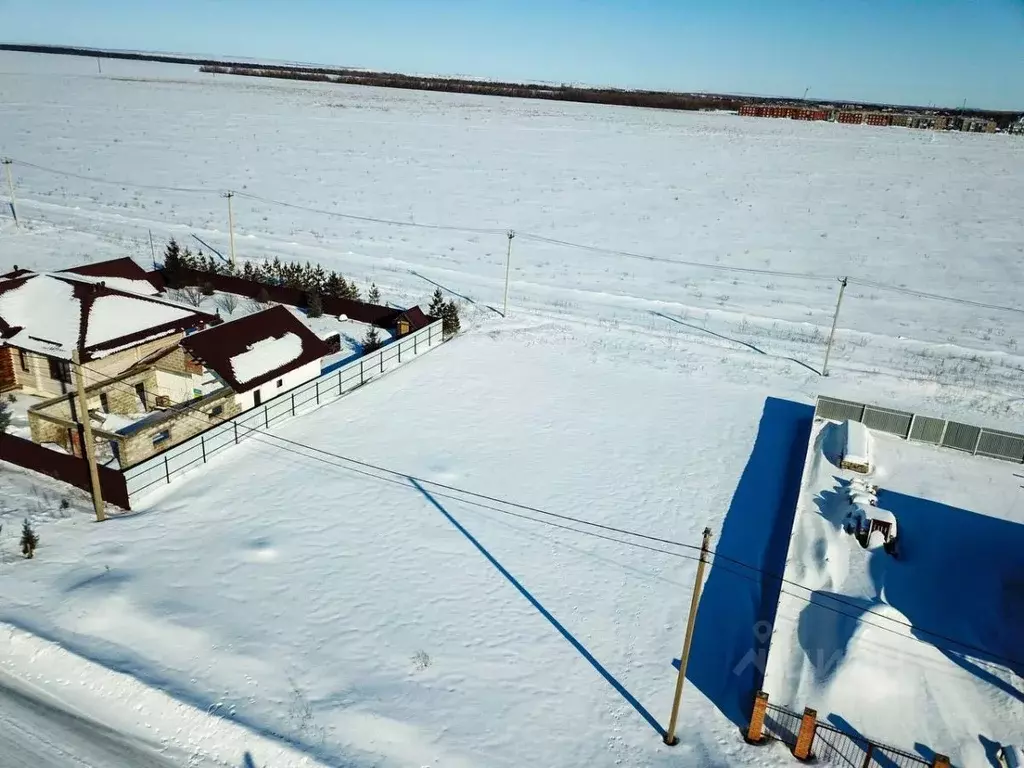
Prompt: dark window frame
<box><xmin>18</xmin><ymin>349</ymin><xmax>28</xmax><ymax>372</ymax></box>
<box><xmin>152</xmin><ymin>429</ymin><xmax>171</xmax><ymax>446</ymax></box>
<box><xmin>48</xmin><ymin>357</ymin><xmax>71</xmax><ymax>384</ymax></box>
<box><xmin>99</xmin><ymin>392</ymin><xmax>110</xmax><ymax>412</ymax></box>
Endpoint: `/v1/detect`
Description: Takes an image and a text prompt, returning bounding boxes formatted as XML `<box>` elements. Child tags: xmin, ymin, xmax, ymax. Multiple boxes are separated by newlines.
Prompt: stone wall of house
<box><xmin>119</xmin><ymin>389</ymin><xmax>241</xmax><ymax>468</ymax></box>
<box><xmin>80</xmin><ymin>334</ymin><xmax>186</xmax><ymax>387</ymax></box>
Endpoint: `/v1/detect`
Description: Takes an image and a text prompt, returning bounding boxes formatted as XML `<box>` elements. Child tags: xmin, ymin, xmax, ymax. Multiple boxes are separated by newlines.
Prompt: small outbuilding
<box><xmin>839</xmin><ymin>420</ymin><xmax>873</xmax><ymax>474</ymax></box>
<box><xmin>845</xmin><ymin>503</ymin><xmax>898</xmax><ymax>556</ymax></box>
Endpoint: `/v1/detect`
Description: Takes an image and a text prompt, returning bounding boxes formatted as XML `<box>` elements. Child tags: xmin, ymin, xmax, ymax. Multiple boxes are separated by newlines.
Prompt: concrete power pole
<box><xmin>225</xmin><ymin>191</ymin><xmax>237</xmax><ymax>267</ymax></box>
<box><xmin>663</xmin><ymin>527</ymin><xmax>712</xmax><ymax>746</ymax></box>
<box><xmin>71</xmin><ymin>349</ymin><xmax>106</xmax><ymax>522</ymax></box>
<box><xmin>502</xmin><ymin>230</ymin><xmax>515</xmax><ymax>317</ymax></box>
<box><xmin>822</xmin><ymin>276</ymin><xmax>848</xmax><ymax>377</ymax></box>
<box><xmin>2</xmin><ymin>158</ymin><xmax>19</xmax><ymax>228</ymax></box>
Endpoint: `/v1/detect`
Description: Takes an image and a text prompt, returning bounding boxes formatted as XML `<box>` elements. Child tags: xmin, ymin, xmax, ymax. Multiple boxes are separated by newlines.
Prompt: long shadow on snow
<box><xmin>875</xmin><ymin>488</ymin><xmax>1024</xmax><ymax>684</ymax></box>
<box><xmin>410</xmin><ymin>478</ymin><xmax>665</xmax><ymax>737</ymax></box>
<box><xmin>686</xmin><ymin>397</ymin><xmax>813</xmax><ymax>728</ymax></box>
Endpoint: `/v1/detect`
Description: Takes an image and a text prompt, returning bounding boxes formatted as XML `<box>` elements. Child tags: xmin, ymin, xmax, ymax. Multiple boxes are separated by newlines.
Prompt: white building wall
<box><xmin>234</xmin><ymin>359</ymin><xmax>322</xmax><ymax>412</ymax></box>
<box><xmin>154</xmin><ymin>369</ymin><xmax>203</xmax><ymax>403</ymax></box>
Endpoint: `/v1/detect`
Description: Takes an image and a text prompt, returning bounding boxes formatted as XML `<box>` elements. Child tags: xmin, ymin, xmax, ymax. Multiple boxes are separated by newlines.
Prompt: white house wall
<box><xmin>234</xmin><ymin>359</ymin><xmax>323</xmax><ymax>412</ymax></box>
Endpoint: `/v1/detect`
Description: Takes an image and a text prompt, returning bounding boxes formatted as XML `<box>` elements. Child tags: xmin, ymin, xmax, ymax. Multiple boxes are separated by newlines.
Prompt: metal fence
<box><xmin>815</xmin><ymin>395</ymin><xmax>1024</xmax><ymax>463</ymax></box>
<box><xmin>763</xmin><ymin>703</ymin><xmax>802</xmax><ymax>746</ymax></box>
<box><xmin>763</xmin><ymin>704</ymin><xmax>931</xmax><ymax>768</ymax></box>
<box><xmin>122</xmin><ymin>320</ymin><xmax>443</xmax><ymax>503</ymax></box>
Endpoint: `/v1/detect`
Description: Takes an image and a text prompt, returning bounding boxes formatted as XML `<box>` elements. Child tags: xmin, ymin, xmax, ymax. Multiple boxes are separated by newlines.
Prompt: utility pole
<box><xmin>821</xmin><ymin>276</ymin><xmax>848</xmax><ymax>377</ymax></box>
<box><xmin>2</xmin><ymin>158</ymin><xmax>18</xmax><ymax>228</ymax></box>
<box><xmin>663</xmin><ymin>526</ymin><xmax>712</xmax><ymax>746</ymax></box>
<box><xmin>71</xmin><ymin>349</ymin><xmax>106</xmax><ymax>522</ymax></box>
<box><xmin>502</xmin><ymin>230</ymin><xmax>515</xmax><ymax>317</ymax></box>
<box><xmin>148</xmin><ymin>229</ymin><xmax>157</xmax><ymax>268</ymax></box>
<box><xmin>224</xmin><ymin>191</ymin><xmax>237</xmax><ymax>267</ymax></box>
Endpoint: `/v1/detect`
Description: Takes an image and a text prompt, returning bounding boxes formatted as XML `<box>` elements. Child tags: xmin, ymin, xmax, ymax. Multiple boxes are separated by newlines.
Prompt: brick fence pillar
<box><xmin>931</xmin><ymin>756</ymin><xmax>950</xmax><ymax>768</ymax></box>
<box><xmin>793</xmin><ymin>707</ymin><xmax>817</xmax><ymax>760</ymax></box>
<box><xmin>746</xmin><ymin>691</ymin><xmax>769</xmax><ymax>744</ymax></box>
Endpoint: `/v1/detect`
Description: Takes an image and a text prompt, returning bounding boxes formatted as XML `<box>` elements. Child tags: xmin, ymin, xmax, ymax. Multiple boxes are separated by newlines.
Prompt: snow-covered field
<box><xmin>1</xmin><ymin>51</ymin><xmax>1023</xmax><ymax>766</ymax></box>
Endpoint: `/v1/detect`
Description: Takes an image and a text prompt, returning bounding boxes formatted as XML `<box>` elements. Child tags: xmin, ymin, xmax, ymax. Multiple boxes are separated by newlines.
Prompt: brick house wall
<box><xmin>118</xmin><ymin>389</ymin><xmax>241</xmax><ymax>467</ymax></box>
<box><xmin>0</xmin><ymin>347</ymin><xmax>15</xmax><ymax>392</ymax></box>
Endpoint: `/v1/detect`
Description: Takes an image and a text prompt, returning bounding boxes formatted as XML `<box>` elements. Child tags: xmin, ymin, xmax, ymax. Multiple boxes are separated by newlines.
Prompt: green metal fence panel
<box><xmin>908</xmin><ymin>415</ymin><xmax>944</xmax><ymax>444</ymax></box>
<box><xmin>862</xmin><ymin>406</ymin><xmax>913</xmax><ymax>437</ymax></box>
<box><xmin>941</xmin><ymin>421</ymin><xmax>981</xmax><ymax>453</ymax></box>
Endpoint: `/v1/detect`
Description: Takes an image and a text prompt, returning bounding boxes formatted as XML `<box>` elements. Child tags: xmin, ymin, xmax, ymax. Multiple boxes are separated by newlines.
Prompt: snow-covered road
<box><xmin>0</xmin><ymin>670</ymin><xmax>196</xmax><ymax>768</ymax></box>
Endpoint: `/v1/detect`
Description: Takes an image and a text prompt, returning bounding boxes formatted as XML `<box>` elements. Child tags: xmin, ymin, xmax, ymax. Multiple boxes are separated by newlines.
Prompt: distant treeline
<box><xmin>3</xmin><ymin>43</ymin><xmax>1020</xmax><ymax>120</ymax></box>
<box><xmin>200</xmin><ymin>65</ymin><xmax>747</xmax><ymax>112</ymax></box>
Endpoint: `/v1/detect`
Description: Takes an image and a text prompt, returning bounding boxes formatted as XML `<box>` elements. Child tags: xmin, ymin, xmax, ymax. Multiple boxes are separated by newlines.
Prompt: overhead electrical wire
<box><xmin>76</xmin><ymin>358</ymin><xmax>1024</xmax><ymax>670</ymax></box>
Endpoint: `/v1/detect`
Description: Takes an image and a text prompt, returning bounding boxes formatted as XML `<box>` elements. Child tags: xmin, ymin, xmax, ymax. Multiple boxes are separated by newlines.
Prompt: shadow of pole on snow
<box><xmin>409</xmin><ymin>478</ymin><xmax>666</xmax><ymax>737</ymax></box>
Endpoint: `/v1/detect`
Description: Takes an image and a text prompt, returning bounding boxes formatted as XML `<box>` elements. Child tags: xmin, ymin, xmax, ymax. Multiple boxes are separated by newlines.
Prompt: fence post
<box><xmin>379</xmin><ymin>349</ymin><xmax>384</xmax><ymax>373</ymax></box>
<box><xmin>793</xmin><ymin>707</ymin><xmax>817</xmax><ymax>760</ymax></box>
<box><xmin>360</xmin><ymin>359</ymin><xmax>365</xmax><ymax>385</ymax></box>
<box><xmin>291</xmin><ymin>393</ymin><xmax>295</xmax><ymax>416</ymax></box>
<box><xmin>164</xmin><ymin>456</ymin><xmax>170</xmax><ymax>484</ymax></box>
<box><xmin>939</xmin><ymin>419</ymin><xmax>950</xmax><ymax>446</ymax></box>
<box><xmin>264</xmin><ymin>407</ymin><xmax>269</xmax><ymax>429</ymax></box>
<box><xmin>973</xmin><ymin>428</ymin><xmax>983</xmax><ymax>455</ymax></box>
<box><xmin>414</xmin><ymin>333</ymin><xmax>418</xmax><ymax>355</ymax></box>
<box><xmin>399</xmin><ymin>340</ymin><xmax>402</xmax><ymax>364</ymax></box>
<box><xmin>234</xmin><ymin>421</ymin><xmax>239</xmax><ymax>444</ymax></box>
<box><xmin>861</xmin><ymin>744</ymin><xmax>873</xmax><ymax>768</ymax></box>
<box><xmin>315</xmin><ymin>380</ymin><xmax>320</xmax><ymax>405</ymax></box>
<box><xmin>745</xmin><ymin>691</ymin><xmax>769</xmax><ymax>744</ymax></box>
<box><xmin>201</xmin><ymin>435</ymin><xmax>207</xmax><ymax>464</ymax></box>
<box><xmin>337</xmin><ymin>370</ymin><xmax>343</xmax><ymax>395</ymax></box>
<box><xmin>907</xmin><ymin>413</ymin><xmax>917</xmax><ymax>440</ymax></box>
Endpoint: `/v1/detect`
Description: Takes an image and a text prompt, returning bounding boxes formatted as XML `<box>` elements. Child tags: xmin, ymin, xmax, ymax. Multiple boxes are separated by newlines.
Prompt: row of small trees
<box><xmin>163</xmin><ymin>238</ymin><xmax>461</xmax><ymax>336</ymax></box>
<box><xmin>163</xmin><ymin>239</ymin><xmax>379</xmax><ymax>305</ymax></box>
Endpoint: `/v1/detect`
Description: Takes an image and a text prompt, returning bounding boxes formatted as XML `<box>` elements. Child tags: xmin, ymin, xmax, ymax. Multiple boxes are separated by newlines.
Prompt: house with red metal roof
<box><xmin>0</xmin><ymin>269</ymin><xmax>215</xmax><ymax>397</ymax></box>
<box><xmin>180</xmin><ymin>305</ymin><xmax>331</xmax><ymax>411</ymax></box>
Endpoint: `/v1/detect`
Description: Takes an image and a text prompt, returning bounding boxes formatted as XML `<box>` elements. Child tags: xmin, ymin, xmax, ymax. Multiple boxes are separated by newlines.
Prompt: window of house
<box><xmin>277</xmin><ymin>378</ymin><xmax>283</xmax><ymax>387</ymax></box>
<box><xmin>48</xmin><ymin>357</ymin><xmax>71</xmax><ymax>384</ymax></box>
<box><xmin>152</xmin><ymin>429</ymin><xmax>171</xmax><ymax>446</ymax></box>
<box><xmin>99</xmin><ymin>392</ymin><xmax>110</xmax><ymax>412</ymax></box>
<box><xmin>18</xmin><ymin>349</ymin><xmax>28</xmax><ymax>372</ymax></box>
<box><xmin>209</xmin><ymin>405</ymin><xmax>224</xmax><ymax>418</ymax></box>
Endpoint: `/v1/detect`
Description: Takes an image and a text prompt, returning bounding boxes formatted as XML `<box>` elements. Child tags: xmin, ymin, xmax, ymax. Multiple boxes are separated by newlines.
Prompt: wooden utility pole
<box><xmin>225</xmin><ymin>191</ymin><xmax>237</xmax><ymax>267</ymax></box>
<box><xmin>2</xmin><ymin>158</ymin><xmax>18</xmax><ymax>228</ymax></box>
<box><xmin>821</xmin><ymin>276</ymin><xmax>848</xmax><ymax>377</ymax></box>
<box><xmin>663</xmin><ymin>526</ymin><xmax>712</xmax><ymax>746</ymax></box>
<box><xmin>502</xmin><ymin>230</ymin><xmax>515</xmax><ymax>317</ymax></box>
<box><xmin>72</xmin><ymin>349</ymin><xmax>106</xmax><ymax>522</ymax></box>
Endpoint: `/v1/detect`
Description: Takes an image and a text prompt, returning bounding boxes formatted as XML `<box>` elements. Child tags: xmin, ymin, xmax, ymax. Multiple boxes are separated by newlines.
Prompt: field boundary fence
<box><xmin>814</xmin><ymin>395</ymin><xmax>1024</xmax><ymax>463</ymax></box>
<box><xmin>121</xmin><ymin>319</ymin><xmax>443</xmax><ymax>505</ymax></box>
<box><xmin>759</xmin><ymin>701</ymin><xmax>934</xmax><ymax>767</ymax></box>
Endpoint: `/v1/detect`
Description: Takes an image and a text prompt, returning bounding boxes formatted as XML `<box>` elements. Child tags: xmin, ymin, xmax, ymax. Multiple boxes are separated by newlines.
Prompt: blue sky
<box><xmin>2</xmin><ymin>0</ymin><xmax>1023</xmax><ymax>109</ymax></box>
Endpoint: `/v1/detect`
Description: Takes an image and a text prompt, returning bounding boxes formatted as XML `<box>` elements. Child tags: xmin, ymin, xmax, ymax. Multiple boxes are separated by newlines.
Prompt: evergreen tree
<box><xmin>20</xmin><ymin>519</ymin><xmax>38</xmax><ymax>559</ymax></box>
<box><xmin>307</xmin><ymin>290</ymin><xmax>324</xmax><ymax>318</ymax></box>
<box><xmin>255</xmin><ymin>286</ymin><xmax>271</xmax><ymax>305</ymax></box>
<box><xmin>442</xmin><ymin>300</ymin><xmax>461</xmax><ymax>337</ymax></box>
<box><xmin>362</xmin><ymin>326</ymin><xmax>382</xmax><ymax>353</ymax></box>
<box><xmin>204</xmin><ymin>253</ymin><xmax>218</xmax><ymax>275</ymax></box>
<box><xmin>181</xmin><ymin>247</ymin><xmax>196</xmax><ymax>272</ymax></box>
<box><xmin>324</xmin><ymin>272</ymin><xmax>344</xmax><ymax>298</ymax></box>
<box><xmin>242</xmin><ymin>261</ymin><xmax>256</xmax><ymax>281</ymax></box>
<box><xmin>345</xmin><ymin>280</ymin><xmax>361</xmax><ymax>302</ymax></box>
<box><xmin>0</xmin><ymin>399</ymin><xmax>11</xmax><ymax>434</ymax></box>
<box><xmin>312</xmin><ymin>265</ymin><xmax>328</xmax><ymax>293</ymax></box>
<box><xmin>301</xmin><ymin>262</ymin><xmax>316</xmax><ymax>290</ymax></box>
<box><xmin>368</xmin><ymin>283</ymin><xmax>381</xmax><ymax>304</ymax></box>
<box><xmin>428</xmin><ymin>288</ymin><xmax>445</xmax><ymax>317</ymax></box>
<box><xmin>271</xmin><ymin>256</ymin><xmax>284</xmax><ymax>284</ymax></box>
<box><xmin>163</xmin><ymin>238</ymin><xmax>184</xmax><ymax>287</ymax></box>
<box><xmin>256</xmin><ymin>261</ymin><xmax>274</xmax><ymax>284</ymax></box>
<box><xmin>201</xmin><ymin>281</ymin><xmax>215</xmax><ymax>296</ymax></box>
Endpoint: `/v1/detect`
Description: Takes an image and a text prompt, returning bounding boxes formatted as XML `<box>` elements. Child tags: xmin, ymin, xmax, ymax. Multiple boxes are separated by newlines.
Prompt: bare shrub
<box><xmin>216</xmin><ymin>293</ymin><xmax>240</xmax><ymax>315</ymax></box>
<box><xmin>172</xmin><ymin>286</ymin><xmax>204</xmax><ymax>308</ymax></box>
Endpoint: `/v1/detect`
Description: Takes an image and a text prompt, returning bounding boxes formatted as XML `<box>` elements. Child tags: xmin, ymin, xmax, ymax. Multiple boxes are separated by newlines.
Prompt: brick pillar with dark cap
<box><xmin>793</xmin><ymin>707</ymin><xmax>817</xmax><ymax>760</ymax></box>
<box><xmin>746</xmin><ymin>691</ymin><xmax>769</xmax><ymax>743</ymax></box>
<box><xmin>931</xmin><ymin>755</ymin><xmax>951</xmax><ymax>768</ymax></box>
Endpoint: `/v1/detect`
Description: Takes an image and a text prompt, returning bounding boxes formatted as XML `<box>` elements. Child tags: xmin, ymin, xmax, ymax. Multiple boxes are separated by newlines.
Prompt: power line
<box><xmin>10</xmin><ymin>159</ymin><xmax>214</xmax><ymax>195</ymax></box>
<box><xmin>234</xmin><ymin>190</ymin><xmax>507</xmax><ymax>236</ymax></box>
<box><xmin>10</xmin><ymin>158</ymin><xmax>1024</xmax><ymax>317</ymax></box>
<box><xmin>76</xmin><ymin>357</ymin><xmax>1024</xmax><ymax>670</ymax></box>
<box><xmin>849</xmin><ymin>277</ymin><xmax>1024</xmax><ymax>316</ymax></box>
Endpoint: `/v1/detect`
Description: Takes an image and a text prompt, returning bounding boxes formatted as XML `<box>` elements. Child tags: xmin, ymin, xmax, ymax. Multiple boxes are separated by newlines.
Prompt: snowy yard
<box><xmin>763</xmin><ymin>420</ymin><xmax>1024</xmax><ymax>765</ymax></box>
<box><xmin>1</xmin><ymin>51</ymin><xmax>1023</xmax><ymax>766</ymax></box>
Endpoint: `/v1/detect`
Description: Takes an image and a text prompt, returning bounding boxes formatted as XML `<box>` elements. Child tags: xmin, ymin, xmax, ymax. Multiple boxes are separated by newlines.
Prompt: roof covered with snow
<box><xmin>59</xmin><ymin>257</ymin><xmax>162</xmax><ymax>296</ymax></box>
<box><xmin>0</xmin><ymin>272</ymin><xmax>216</xmax><ymax>361</ymax></box>
<box><xmin>180</xmin><ymin>305</ymin><xmax>330</xmax><ymax>393</ymax></box>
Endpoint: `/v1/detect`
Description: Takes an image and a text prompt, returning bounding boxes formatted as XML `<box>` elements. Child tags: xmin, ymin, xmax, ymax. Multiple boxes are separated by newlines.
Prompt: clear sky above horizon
<box><xmin>2</xmin><ymin>0</ymin><xmax>1022</xmax><ymax>110</ymax></box>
